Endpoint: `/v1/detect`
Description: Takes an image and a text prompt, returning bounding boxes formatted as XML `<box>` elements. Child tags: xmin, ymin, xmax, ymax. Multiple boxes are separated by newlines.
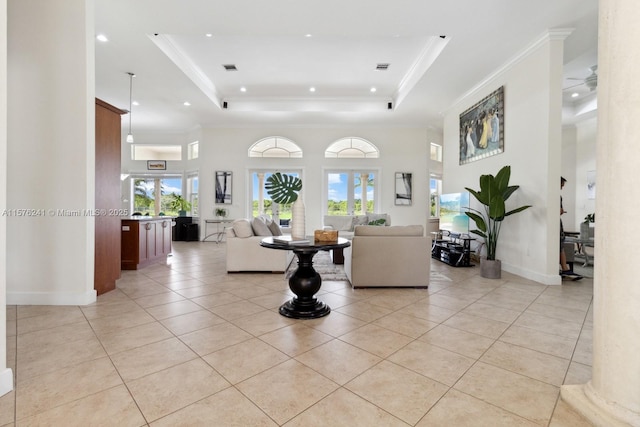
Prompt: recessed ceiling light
<box><xmin>240</xmin><ymin>87</ymin><xmax>247</xmax><ymax>92</ymax></box>
<box><xmin>96</xmin><ymin>34</ymin><xmax>108</xmax><ymax>42</ymax></box>
<box><xmin>370</xmin><ymin>87</ymin><xmax>377</xmax><ymax>93</ymax></box>
<box><xmin>305</xmin><ymin>34</ymin><xmax>312</xmax><ymax>38</ymax></box>
<box><xmin>132</xmin><ymin>101</ymin><xmax>139</xmax><ymax>106</ymax></box>
<box><xmin>571</xmin><ymin>92</ymin><xmax>579</xmax><ymax>98</ymax></box>
<box><xmin>183</xmin><ymin>101</ymin><xmax>191</xmax><ymax>106</ymax></box>
<box><xmin>205</xmin><ymin>33</ymin><xmax>213</xmax><ymax>38</ymax></box>
<box><xmin>309</xmin><ymin>87</ymin><xmax>316</xmax><ymax>92</ymax></box>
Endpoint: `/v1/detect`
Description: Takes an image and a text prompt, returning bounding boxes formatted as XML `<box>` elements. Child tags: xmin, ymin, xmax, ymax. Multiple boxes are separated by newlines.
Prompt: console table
<box><xmin>261</xmin><ymin>236</ymin><xmax>350</xmax><ymax>319</ymax></box>
<box><xmin>202</xmin><ymin>219</ymin><xmax>234</xmax><ymax>243</ymax></box>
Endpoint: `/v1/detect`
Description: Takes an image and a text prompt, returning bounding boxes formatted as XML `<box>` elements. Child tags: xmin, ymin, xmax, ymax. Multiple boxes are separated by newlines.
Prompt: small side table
<box><xmin>260</xmin><ymin>236</ymin><xmax>351</xmax><ymax>319</ymax></box>
<box><xmin>203</xmin><ymin>219</ymin><xmax>234</xmax><ymax>243</ymax></box>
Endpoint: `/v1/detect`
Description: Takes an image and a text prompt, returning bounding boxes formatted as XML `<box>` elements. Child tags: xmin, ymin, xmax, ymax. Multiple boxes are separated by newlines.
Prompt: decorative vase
<box><xmin>291</xmin><ymin>199</ymin><xmax>306</xmax><ymax>239</ymax></box>
<box><xmin>480</xmin><ymin>257</ymin><xmax>501</xmax><ymax>279</ymax></box>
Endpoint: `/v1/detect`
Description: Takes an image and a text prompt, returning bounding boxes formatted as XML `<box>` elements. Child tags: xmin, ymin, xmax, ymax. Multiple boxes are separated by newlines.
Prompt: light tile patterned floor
<box><xmin>2</xmin><ymin>242</ymin><xmax>595</xmax><ymax>426</ymax></box>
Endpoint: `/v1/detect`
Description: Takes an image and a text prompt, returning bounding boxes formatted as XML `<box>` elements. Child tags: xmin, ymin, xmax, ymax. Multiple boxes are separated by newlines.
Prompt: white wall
<box><xmin>561</xmin><ymin>126</ymin><xmax>578</xmax><ymax>231</ymax></box>
<box><xmin>560</xmin><ymin>118</ymin><xmax>597</xmax><ymax>231</ymax></box>
<box><xmin>574</xmin><ymin>118</ymin><xmax>597</xmax><ymax>226</ymax></box>
<box><xmin>442</xmin><ymin>32</ymin><xmax>566</xmax><ymax>284</ymax></box>
<box><xmin>0</xmin><ymin>0</ymin><xmax>12</xmax><ymax>399</ymax></box>
<box><xmin>195</xmin><ymin>127</ymin><xmax>431</xmax><ymax>233</ymax></box>
<box><xmin>6</xmin><ymin>0</ymin><xmax>96</xmax><ymax>305</ymax></box>
<box><xmin>119</xmin><ymin>126</ymin><xmax>431</xmax><ymax>233</ymax></box>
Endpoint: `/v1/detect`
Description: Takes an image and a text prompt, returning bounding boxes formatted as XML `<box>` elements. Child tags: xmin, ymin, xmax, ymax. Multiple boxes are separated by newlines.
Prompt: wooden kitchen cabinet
<box><xmin>121</xmin><ymin>217</ymin><xmax>173</xmax><ymax>270</ymax></box>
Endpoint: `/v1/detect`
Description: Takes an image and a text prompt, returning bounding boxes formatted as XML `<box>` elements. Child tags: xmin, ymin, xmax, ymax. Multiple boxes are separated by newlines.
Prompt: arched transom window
<box><xmin>325</xmin><ymin>137</ymin><xmax>379</xmax><ymax>158</ymax></box>
<box><xmin>249</xmin><ymin>136</ymin><xmax>302</xmax><ymax>158</ymax></box>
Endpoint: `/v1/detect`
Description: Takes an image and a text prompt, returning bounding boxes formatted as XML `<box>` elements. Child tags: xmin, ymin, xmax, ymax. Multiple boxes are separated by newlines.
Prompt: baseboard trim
<box><xmin>7</xmin><ymin>289</ymin><xmax>97</xmax><ymax>306</ymax></box>
<box><xmin>502</xmin><ymin>262</ymin><xmax>562</xmax><ymax>285</ymax></box>
<box><xmin>561</xmin><ymin>383</ymin><xmax>639</xmax><ymax>427</ymax></box>
<box><xmin>0</xmin><ymin>368</ymin><xmax>13</xmax><ymax>397</ymax></box>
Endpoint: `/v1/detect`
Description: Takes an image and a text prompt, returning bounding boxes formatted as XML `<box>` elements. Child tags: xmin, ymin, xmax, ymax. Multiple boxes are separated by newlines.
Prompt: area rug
<box><xmin>285</xmin><ymin>250</ymin><xmax>348</xmax><ymax>281</ymax></box>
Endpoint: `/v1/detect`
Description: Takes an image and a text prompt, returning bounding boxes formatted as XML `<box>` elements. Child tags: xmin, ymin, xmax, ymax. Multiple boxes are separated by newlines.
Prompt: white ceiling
<box><xmin>94</xmin><ymin>0</ymin><xmax>599</xmax><ymax>134</ymax></box>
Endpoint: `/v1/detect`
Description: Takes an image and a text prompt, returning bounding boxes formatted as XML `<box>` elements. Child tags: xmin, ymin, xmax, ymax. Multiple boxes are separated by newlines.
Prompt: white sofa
<box><xmin>225</xmin><ymin>218</ymin><xmax>294</xmax><ymax>273</ymax></box>
<box><xmin>344</xmin><ymin>224</ymin><xmax>430</xmax><ymax>288</ymax></box>
<box><xmin>323</xmin><ymin>213</ymin><xmax>390</xmax><ymax>240</ymax></box>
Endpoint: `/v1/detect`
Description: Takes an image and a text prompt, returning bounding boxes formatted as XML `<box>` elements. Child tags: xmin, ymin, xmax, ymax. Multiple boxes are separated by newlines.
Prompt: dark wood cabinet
<box><xmin>95</xmin><ymin>99</ymin><xmax>126</xmax><ymax>295</ymax></box>
<box><xmin>121</xmin><ymin>218</ymin><xmax>173</xmax><ymax>270</ymax></box>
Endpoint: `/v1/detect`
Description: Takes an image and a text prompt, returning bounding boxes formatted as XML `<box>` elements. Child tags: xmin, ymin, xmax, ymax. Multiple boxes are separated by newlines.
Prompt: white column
<box><xmin>360</xmin><ymin>173</ymin><xmax>368</xmax><ymax>214</ymax></box>
<box><xmin>257</xmin><ymin>173</ymin><xmax>265</xmax><ymax>215</ymax></box>
<box><xmin>561</xmin><ymin>1</ymin><xmax>640</xmax><ymax>425</ymax></box>
<box><xmin>154</xmin><ymin>178</ymin><xmax>162</xmax><ymax>215</ymax></box>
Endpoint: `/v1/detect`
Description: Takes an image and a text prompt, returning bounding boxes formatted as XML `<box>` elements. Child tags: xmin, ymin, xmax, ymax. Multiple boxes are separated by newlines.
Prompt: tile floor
<box><xmin>2</xmin><ymin>242</ymin><xmax>595</xmax><ymax>426</ymax></box>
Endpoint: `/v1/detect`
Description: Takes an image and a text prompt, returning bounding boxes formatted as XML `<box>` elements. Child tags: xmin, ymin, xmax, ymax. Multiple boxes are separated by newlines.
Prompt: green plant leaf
<box><xmin>495</xmin><ymin>165</ymin><xmax>511</xmax><ymax>192</ymax></box>
<box><xmin>464</xmin><ymin>165</ymin><xmax>531</xmax><ymax>261</ymax></box>
<box><xmin>265</xmin><ymin>172</ymin><xmax>302</xmax><ymax>205</ymax></box>
<box><xmin>465</xmin><ymin>211</ymin><xmax>487</xmax><ymax>232</ymax></box>
<box><xmin>505</xmin><ymin>205</ymin><xmax>532</xmax><ymax>217</ymax></box>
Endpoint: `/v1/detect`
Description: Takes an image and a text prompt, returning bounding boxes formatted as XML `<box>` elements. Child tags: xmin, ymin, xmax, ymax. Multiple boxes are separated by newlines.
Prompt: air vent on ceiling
<box><xmin>223</xmin><ymin>64</ymin><xmax>238</xmax><ymax>71</ymax></box>
<box><xmin>376</xmin><ymin>63</ymin><xmax>390</xmax><ymax>71</ymax></box>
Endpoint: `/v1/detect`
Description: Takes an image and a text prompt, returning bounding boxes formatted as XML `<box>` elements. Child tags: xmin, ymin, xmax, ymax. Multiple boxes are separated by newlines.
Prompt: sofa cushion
<box><xmin>351</xmin><ymin>215</ymin><xmax>369</xmax><ymax>230</ymax></box>
<box><xmin>324</xmin><ymin>215</ymin><xmax>354</xmax><ymax>232</ymax></box>
<box><xmin>232</xmin><ymin>219</ymin><xmax>254</xmax><ymax>238</ymax></box>
<box><xmin>267</xmin><ymin>219</ymin><xmax>283</xmax><ymax>236</ymax></box>
<box><xmin>251</xmin><ymin>217</ymin><xmax>272</xmax><ymax>236</ymax></box>
<box><xmin>354</xmin><ymin>224</ymin><xmax>423</xmax><ymax>237</ymax></box>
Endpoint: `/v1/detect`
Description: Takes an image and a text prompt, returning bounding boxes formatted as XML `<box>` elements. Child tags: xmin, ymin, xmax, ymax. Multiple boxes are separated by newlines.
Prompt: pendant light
<box><xmin>126</xmin><ymin>72</ymin><xmax>135</xmax><ymax>143</ymax></box>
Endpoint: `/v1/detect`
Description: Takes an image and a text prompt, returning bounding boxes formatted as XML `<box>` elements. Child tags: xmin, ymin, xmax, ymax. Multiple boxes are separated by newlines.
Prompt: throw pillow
<box><xmin>267</xmin><ymin>220</ymin><xmax>283</xmax><ymax>236</ymax></box>
<box><xmin>251</xmin><ymin>217</ymin><xmax>272</xmax><ymax>236</ymax></box>
<box><xmin>232</xmin><ymin>219</ymin><xmax>254</xmax><ymax>238</ymax></box>
<box><xmin>367</xmin><ymin>213</ymin><xmax>388</xmax><ymax>226</ymax></box>
<box><xmin>351</xmin><ymin>215</ymin><xmax>369</xmax><ymax>231</ymax></box>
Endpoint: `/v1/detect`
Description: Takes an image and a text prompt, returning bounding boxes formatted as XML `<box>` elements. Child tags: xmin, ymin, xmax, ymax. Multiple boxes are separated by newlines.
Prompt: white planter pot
<box><xmin>291</xmin><ymin>199</ymin><xmax>306</xmax><ymax>239</ymax></box>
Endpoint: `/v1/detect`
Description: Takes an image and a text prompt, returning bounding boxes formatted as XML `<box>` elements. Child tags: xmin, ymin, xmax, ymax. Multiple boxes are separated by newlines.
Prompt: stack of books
<box><xmin>272</xmin><ymin>236</ymin><xmax>311</xmax><ymax>245</ymax></box>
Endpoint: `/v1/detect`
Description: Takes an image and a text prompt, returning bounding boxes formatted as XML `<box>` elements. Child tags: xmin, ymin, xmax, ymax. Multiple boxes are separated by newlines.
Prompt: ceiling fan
<box><xmin>565</xmin><ymin>65</ymin><xmax>598</xmax><ymax>91</ymax></box>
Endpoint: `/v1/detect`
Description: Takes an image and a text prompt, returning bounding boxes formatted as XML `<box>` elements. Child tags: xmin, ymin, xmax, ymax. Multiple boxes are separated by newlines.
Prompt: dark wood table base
<box><xmin>279</xmin><ymin>251</ymin><xmax>331</xmax><ymax>319</ymax></box>
<box><xmin>260</xmin><ymin>237</ymin><xmax>350</xmax><ymax>319</ymax></box>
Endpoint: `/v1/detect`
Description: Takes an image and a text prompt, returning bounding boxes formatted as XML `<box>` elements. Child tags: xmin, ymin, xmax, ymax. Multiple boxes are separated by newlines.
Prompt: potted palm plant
<box><xmin>465</xmin><ymin>165</ymin><xmax>531</xmax><ymax>278</ymax></box>
<box><xmin>169</xmin><ymin>193</ymin><xmax>191</xmax><ymax>216</ymax></box>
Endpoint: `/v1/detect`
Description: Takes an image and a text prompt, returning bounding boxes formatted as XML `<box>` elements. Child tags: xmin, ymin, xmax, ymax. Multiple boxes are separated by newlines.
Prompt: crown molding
<box><xmin>448</xmin><ymin>28</ymin><xmax>574</xmax><ymax>112</ymax></box>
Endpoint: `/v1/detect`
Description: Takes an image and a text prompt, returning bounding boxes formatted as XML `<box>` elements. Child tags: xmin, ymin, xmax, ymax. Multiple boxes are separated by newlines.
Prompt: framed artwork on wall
<box><xmin>147</xmin><ymin>160</ymin><xmax>166</xmax><ymax>170</ymax></box>
<box><xmin>215</xmin><ymin>171</ymin><xmax>232</xmax><ymax>204</ymax></box>
<box><xmin>395</xmin><ymin>172</ymin><xmax>412</xmax><ymax>205</ymax></box>
<box><xmin>459</xmin><ymin>85</ymin><xmax>504</xmax><ymax>165</ymax></box>
<box><xmin>587</xmin><ymin>170</ymin><xmax>596</xmax><ymax>199</ymax></box>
